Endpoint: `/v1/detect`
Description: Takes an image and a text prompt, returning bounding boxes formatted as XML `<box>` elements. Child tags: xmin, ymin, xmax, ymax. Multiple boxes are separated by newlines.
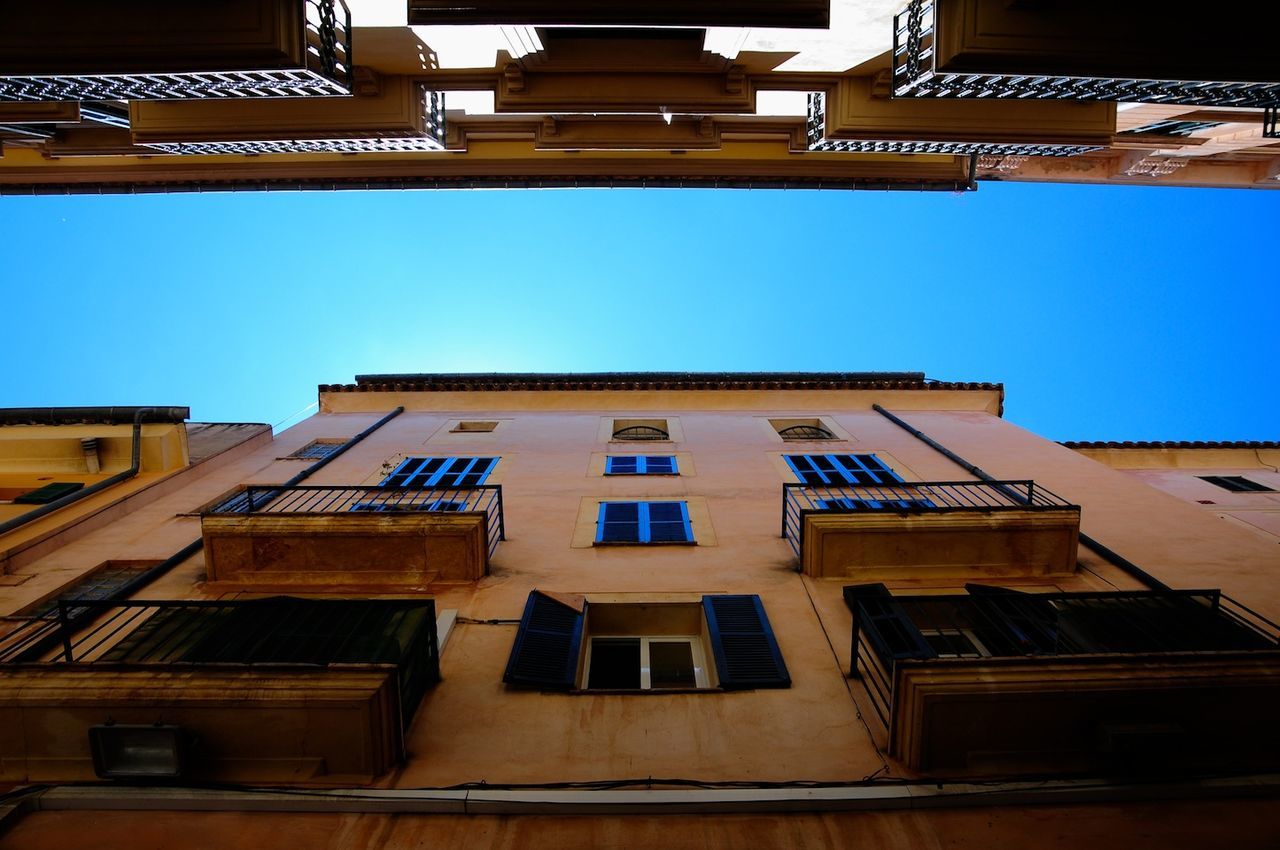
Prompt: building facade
<box><xmin>2</xmin><ymin>1</ymin><xmax>1279</xmax><ymax>194</ymax></box>
<box><xmin>0</xmin><ymin>373</ymin><xmax>1277</xmax><ymax>847</ymax></box>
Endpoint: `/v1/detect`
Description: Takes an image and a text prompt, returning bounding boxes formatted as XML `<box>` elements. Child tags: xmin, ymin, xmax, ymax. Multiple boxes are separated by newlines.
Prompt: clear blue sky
<box><xmin>2</xmin><ymin>182</ymin><xmax>1276</xmax><ymax>441</ymax></box>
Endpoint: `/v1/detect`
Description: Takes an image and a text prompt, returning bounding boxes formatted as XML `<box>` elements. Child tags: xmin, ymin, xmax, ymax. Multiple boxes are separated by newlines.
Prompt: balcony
<box><xmin>202</xmin><ymin>484</ymin><xmax>504</xmax><ymax>588</ymax></box>
<box><xmin>845</xmin><ymin>585</ymin><xmax>1280</xmax><ymax>776</ymax></box>
<box><xmin>0</xmin><ymin>0</ymin><xmax>352</xmax><ymax>102</ymax></box>
<box><xmin>0</xmin><ymin>597</ymin><xmax>438</xmax><ymax>783</ymax></box>
<box><xmin>783</xmin><ymin>480</ymin><xmax>1080</xmax><ymax>580</ymax></box>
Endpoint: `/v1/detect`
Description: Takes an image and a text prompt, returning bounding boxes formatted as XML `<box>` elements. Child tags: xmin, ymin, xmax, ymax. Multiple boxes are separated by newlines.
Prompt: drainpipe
<box><xmin>871</xmin><ymin>404</ymin><xmax>1170</xmax><ymax>591</ymax></box>
<box><xmin>88</xmin><ymin>405</ymin><xmax>406</xmax><ymax>601</ymax></box>
<box><xmin>0</xmin><ymin>407</ymin><xmax>176</xmax><ymax>537</ymax></box>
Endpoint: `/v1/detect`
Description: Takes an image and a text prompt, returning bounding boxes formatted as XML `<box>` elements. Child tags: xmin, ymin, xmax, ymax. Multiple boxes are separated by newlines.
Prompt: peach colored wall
<box><xmin>1</xmin><ymin>389</ymin><xmax>1277</xmax><ymax>835</ymax></box>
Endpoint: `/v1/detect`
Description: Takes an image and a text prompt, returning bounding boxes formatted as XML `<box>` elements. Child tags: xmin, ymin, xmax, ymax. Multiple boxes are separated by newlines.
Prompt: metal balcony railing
<box><xmin>208</xmin><ymin>484</ymin><xmax>505</xmax><ymax>559</ymax></box>
<box><xmin>0</xmin><ymin>597</ymin><xmax>439</xmax><ymax>725</ymax></box>
<box><xmin>844</xmin><ymin>586</ymin><xmax>1280</xmax><ymax>727</ymax></box>
<box><xmin>783</xmin><ymin>479</ymin><xmax>1077</xmax><ymax>558</ymax></box>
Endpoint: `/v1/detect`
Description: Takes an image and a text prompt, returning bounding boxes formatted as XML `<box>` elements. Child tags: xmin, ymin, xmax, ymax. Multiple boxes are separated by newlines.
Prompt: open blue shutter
<box><xmin>843</xmin><ymin>584</ymin><xmax>935</xmax><ymax>662</ymax></box>
<box><xmin>702</xmin><ymin>595</ymin><xmax>790</xmax><ymax>689</ymax></box>
<box><xmin>503</xmin><ymin>591</ymin><xmax>585</xmax><ymax>690</ymax></box>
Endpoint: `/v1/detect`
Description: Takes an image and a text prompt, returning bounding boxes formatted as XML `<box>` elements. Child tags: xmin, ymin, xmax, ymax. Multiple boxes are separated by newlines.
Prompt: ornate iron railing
<box><xmin>0</xmin><ymin>0</ymin><xmax>353</xmax><ymax>101</ymax></box>
<box><xmin>783</xmin><ymin>479</ymin><xmax>1076</xmax><ymax>558</ymax></box>
<box><xmin>0</xmin><ymin>597</ymin><xmax>439</xmax><ymax>723</ymax></box>
<box><xmin>891</xmin><ymin>0</ymin><xmax>1280</xmax><ymax>107</ymax></box>
<box><xmin>844</xmin><ymin>585</ymin><xmax>1280</xmax><ymax>726</ymax></box>
<box><xmin>805</xmin><ymin>92</ymin><xmax>1101</xmax><ymax>158</ymax></box>
<box><xmin>208</xmin><ymin>483</ymin><xmax>504</xmax><ymax>558</ymax></box>
<box><xmin>139</xmin><ymin>89</ymin><xmax>446</xmax><ymax>156</ymax></box>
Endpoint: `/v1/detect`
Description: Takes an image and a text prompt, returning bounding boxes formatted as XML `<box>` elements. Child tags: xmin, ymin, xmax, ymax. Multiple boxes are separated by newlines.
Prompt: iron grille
<box><xmin>0</xmin><ymin>0</ymin><xmax>353</xmax><ymax>101</ymax></box>
<box><xmin>208</xmin><ymin>483</ymin><xmax>505</xmax><ymax>559</ymax></box>
<box><xmin>0</xmin><ymin>597</ymin><xmax>439</xmax><ymax>725</ymax></box>
<box><xmin>805</xmin><ymin>92</ymin><xmax>1100</xmax><ymax>157</ymax></box>
<box><xmin>289</xmin><ymin>440</ymin><xmax>344</xmax><ymax>460</ymax></box>
<box><xmin>778</xmin><ymin>425</ymin><xmax>835</xmax><ymax>440</ymax></box>
<box><xmin>783</xmin><ymin>479</ymin><xmax>1077</xmax><ymax>559</ymax></box>
<box><xmin>845</xmin><ymin>585</ymin><xmax>1280</xmax><ymax>726</ymax></box>
<box><xmin>891</xmin><ymin>0</ymin><xmax>1280</xmax><ymax>107</ymax></box>
<box><xmin>139</xmin><ymin>90</ymin><xmax>447</xmax><ymax>156</ymax></box>
<box><xmin>612</xmin><ymin>425</ymin><xmax>670</xmax><ymax>441</ymax></box>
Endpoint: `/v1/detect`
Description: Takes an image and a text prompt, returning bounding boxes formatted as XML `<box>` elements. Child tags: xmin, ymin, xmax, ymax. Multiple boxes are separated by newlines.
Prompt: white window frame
<box><xmin>583</xmin><ymin>635</ymin><xmax>711</xmax><ymax>690</ymax></box>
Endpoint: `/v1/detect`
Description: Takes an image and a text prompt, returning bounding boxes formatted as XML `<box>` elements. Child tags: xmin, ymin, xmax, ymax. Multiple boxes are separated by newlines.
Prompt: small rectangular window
<box><xmin>451</xmin><ymin>421</ymin><xmax>499</xmax><ymax>433</ymax></box>
<box><xmin>1199</xmin><ymin>475</ymin><xmax>1274</xmax><ymax>493</ymax></box>
<box><xmin>13</xmin><ymin>482</ymin><xmax>86</xmax><ymax>505</ymax></box>
<box><xmin>612</xmin><ymin>419</ymin><xmax>670</xmax><ymax>441</ymax></box>
<box><xmin>786</xmin><ymin>454</ymin><xmax>903</xmax><ymax>486</ymax></box>
<box><xmin>381</xmin><ymin>457</ymin><xmax>498</xmax><ymax>488</ymax></box>
<box><xmin>605</xmin><ymin>455</ymin><xmax>678</xmax><ymax>475</ymax></box>
<box><xmin>596</xmin><ymin>501</ymin><xmax>693</xmax><ymax>544</ymax></box>
<box><xmin>288</xmin><ymin>440</ymin><xmax>344</xmax><ymax>460</ymax></box>
<box><xmin>586</xmin><ymin>637</ymin><xmax>707</xmax><ymax>690</ymax></box>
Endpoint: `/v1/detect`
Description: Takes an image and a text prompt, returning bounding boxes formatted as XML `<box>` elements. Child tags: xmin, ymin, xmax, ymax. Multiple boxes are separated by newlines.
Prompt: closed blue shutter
<box><xmin>702</xmin><ymin>595</ymin><xmax>790</xmax><ymax>689</ymax></box>
<box><xmin>643</xmin><ymin>456</ymin><xmax>677</xmax><ymax>474</ymax></box>
<box><xmin>606</xmin><ymin>456</ymin><xmax>639</xmax><ymax>475</ymax></box>
<box><xmin>598</xmin><ymin>502</ymin><xmax>641</xmax><ymax>542</ymax></box>
<box><xmin>646</xmin><ymin>502</ymin><xmax>692</xmax><ymax>542</ymax></box>
<box><xmin>503</xmin><ymin>592</ymin><xmax>585</xmax><ymax>690</ymax></box>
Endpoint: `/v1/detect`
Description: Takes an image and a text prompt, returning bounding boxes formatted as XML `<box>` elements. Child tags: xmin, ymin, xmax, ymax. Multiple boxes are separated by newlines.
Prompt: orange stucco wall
<box><xmin>1</xmin><ymin>387</ymin><xmax>1276</xmax><ymax>841</ymax></box>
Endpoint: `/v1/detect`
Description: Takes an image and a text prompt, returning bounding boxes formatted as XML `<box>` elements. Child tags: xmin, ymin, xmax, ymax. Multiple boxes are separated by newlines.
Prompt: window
<box><xmin>26</xmin><ymin>560</ymin><xmax>158</xmax><ymax>617</ymax></box>
<box><xmin>381</xmin><ymin>456</ymin><xmax>498</xmax><ymax>488</ymax></box>
<box><xmin>503</xmin><ymin>592</ymin><xmax>790</xmax><ymax>691</ymax></box>
<box><xmin>288</xmin><ymin>440</ymin><xmax>344</xmax><ymax>460</ymax></box>
<box><xmin>786</xmin><ymin>454</ymin><xmax>903</xmax><ymax>486</ymax></box>
<box><xmin>13</xmin><ymin>481</ymin><xmax>85</xmax><ymax>504</ymax></box>
<box><xmin>596</xmin><ymin>501</ymin><xmax>693</xmax><ymax>543</ymax></box>
<box><xmin>604</xmin><ymin>455</ymin><xmax>678</xmax><ymax>475</ymax></box>
<box><xmin>450</xmin><ymin>421</ymin><xmax>498</xmax><ymax>433</ymax></box>
<box><xmin>920</xmin><ymin>628</ymin><xmax>989</xmax><ymax>658</ymax></box>
<box><xmin>770</xmin><ymin>418</ymin><xmax>836</xmax><ymax>440</ymax></box>
<box><xmin>612</xmin><ymin>418</ymin><xmax>670</xmax><ymax>441</ymax></box>
<box><xmin>1199</xmin><ymin>475</ymin><xmax>1274</xmax><ymax>493</ymax></box>
<box><xmin>585</xmin><ymin>637</ymin><xmax>710</xmax><ymax>690</ymax></box>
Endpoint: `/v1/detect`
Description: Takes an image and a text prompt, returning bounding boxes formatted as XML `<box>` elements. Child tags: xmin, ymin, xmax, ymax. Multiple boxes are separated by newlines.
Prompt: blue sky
<box><xmin>1</xmin><ymin>182</ymin><xmax>1276</xmax><ymax>441</ymax></box>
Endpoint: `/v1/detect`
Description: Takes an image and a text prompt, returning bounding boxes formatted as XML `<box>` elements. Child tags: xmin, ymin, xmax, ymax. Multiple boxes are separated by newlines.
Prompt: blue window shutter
<box><xmin>645</xmin><ymin>501</ymin><xmax>692</xmax><ymax>542</ymax></box>
<box><xmin>645</xmin><ymin>455</ymin><xmax>677</xmax><ymax>474</ymax></box>
<box><xmin>843</xmin><ymin>584</ymin><xmax>935</xmax><ymax>662</ymax></box>
<box><xmin>598</xmin><ymin>502</ymin><xmax>641</xmax><ymax>542</ymax></box>
<box><xmin>702</xmin><ymin>595</ymin><xmax>790</xmax><ymax>689</ymax></box>
<box><xmin>503</xmin><ymin>591</ymin><xmax>585</xmax><ymax>689</ymax></box>
<box><xmin>606</xmin><ymin>456</ymin><xmax>639</xmax><ymax>475</ymax></box>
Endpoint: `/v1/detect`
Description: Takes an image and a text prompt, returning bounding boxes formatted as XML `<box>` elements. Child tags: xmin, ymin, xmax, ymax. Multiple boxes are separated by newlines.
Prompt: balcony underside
<box><xmin>801</xmin><ymin>509</ymin><xmax>1080</xmax><ymax>580</ymax></box>
<box><xmin>0</xmin><ymin>665</ymin><xmax>401</xmax><ymax>784</ymax></box>
<box><xmin>891</xmin><ymin>653</ymin><xmax>1280</xmax><ymax>776</ymax></box>
<box><xmin>202</xmin><ymin>512</ymin><xmax>488</xmax><ymax>588</ymax></box>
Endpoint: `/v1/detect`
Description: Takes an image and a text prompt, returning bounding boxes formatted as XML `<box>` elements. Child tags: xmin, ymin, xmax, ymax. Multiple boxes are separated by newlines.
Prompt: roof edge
<box><xmin>321</xmin><ymin>372</ymin><xmax>1002</xmax><ymax>394</ymax></box>
<box><xmin>1062</xmin><ymin>440</ymin><xmax>1280</xmax><ymax>450</ymax></box>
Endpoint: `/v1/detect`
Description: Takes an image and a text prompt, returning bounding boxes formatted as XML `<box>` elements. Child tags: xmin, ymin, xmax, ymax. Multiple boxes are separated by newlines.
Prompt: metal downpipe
<box><xmin>871</xmin><ymin>404</ymin><xmax>1170</xmax><ymax>591</ymax></box>
<box><xmin>0</xmin><ymin>407</ymin><xmax>161</xmax><ymax>537</ymax></box>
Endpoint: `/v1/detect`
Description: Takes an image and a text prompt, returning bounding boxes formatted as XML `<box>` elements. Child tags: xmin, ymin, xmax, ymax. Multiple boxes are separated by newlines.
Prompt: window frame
<box><xmin>604</xmin><ymin>455</ymin><xmax>679</xmax><ymax>476</ymax></box>
<box><xmin>1198</xmin><ymin>475</ymin><xmax>1275</xmax><ymax>493</ymax></box>
<box><xmin>595</xmin><ymin>500</ymin><xmax>694</xmax><ymax>544</ymax></box>
<box><xmin>583</xmin><ymin>634</ymin><xmax>712</xmax><ymax>690</ymax></box>
<box><xmin>380</xmin><ymin>456</ymin><xmax>499</xmax><ymax>488</ymax></box>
